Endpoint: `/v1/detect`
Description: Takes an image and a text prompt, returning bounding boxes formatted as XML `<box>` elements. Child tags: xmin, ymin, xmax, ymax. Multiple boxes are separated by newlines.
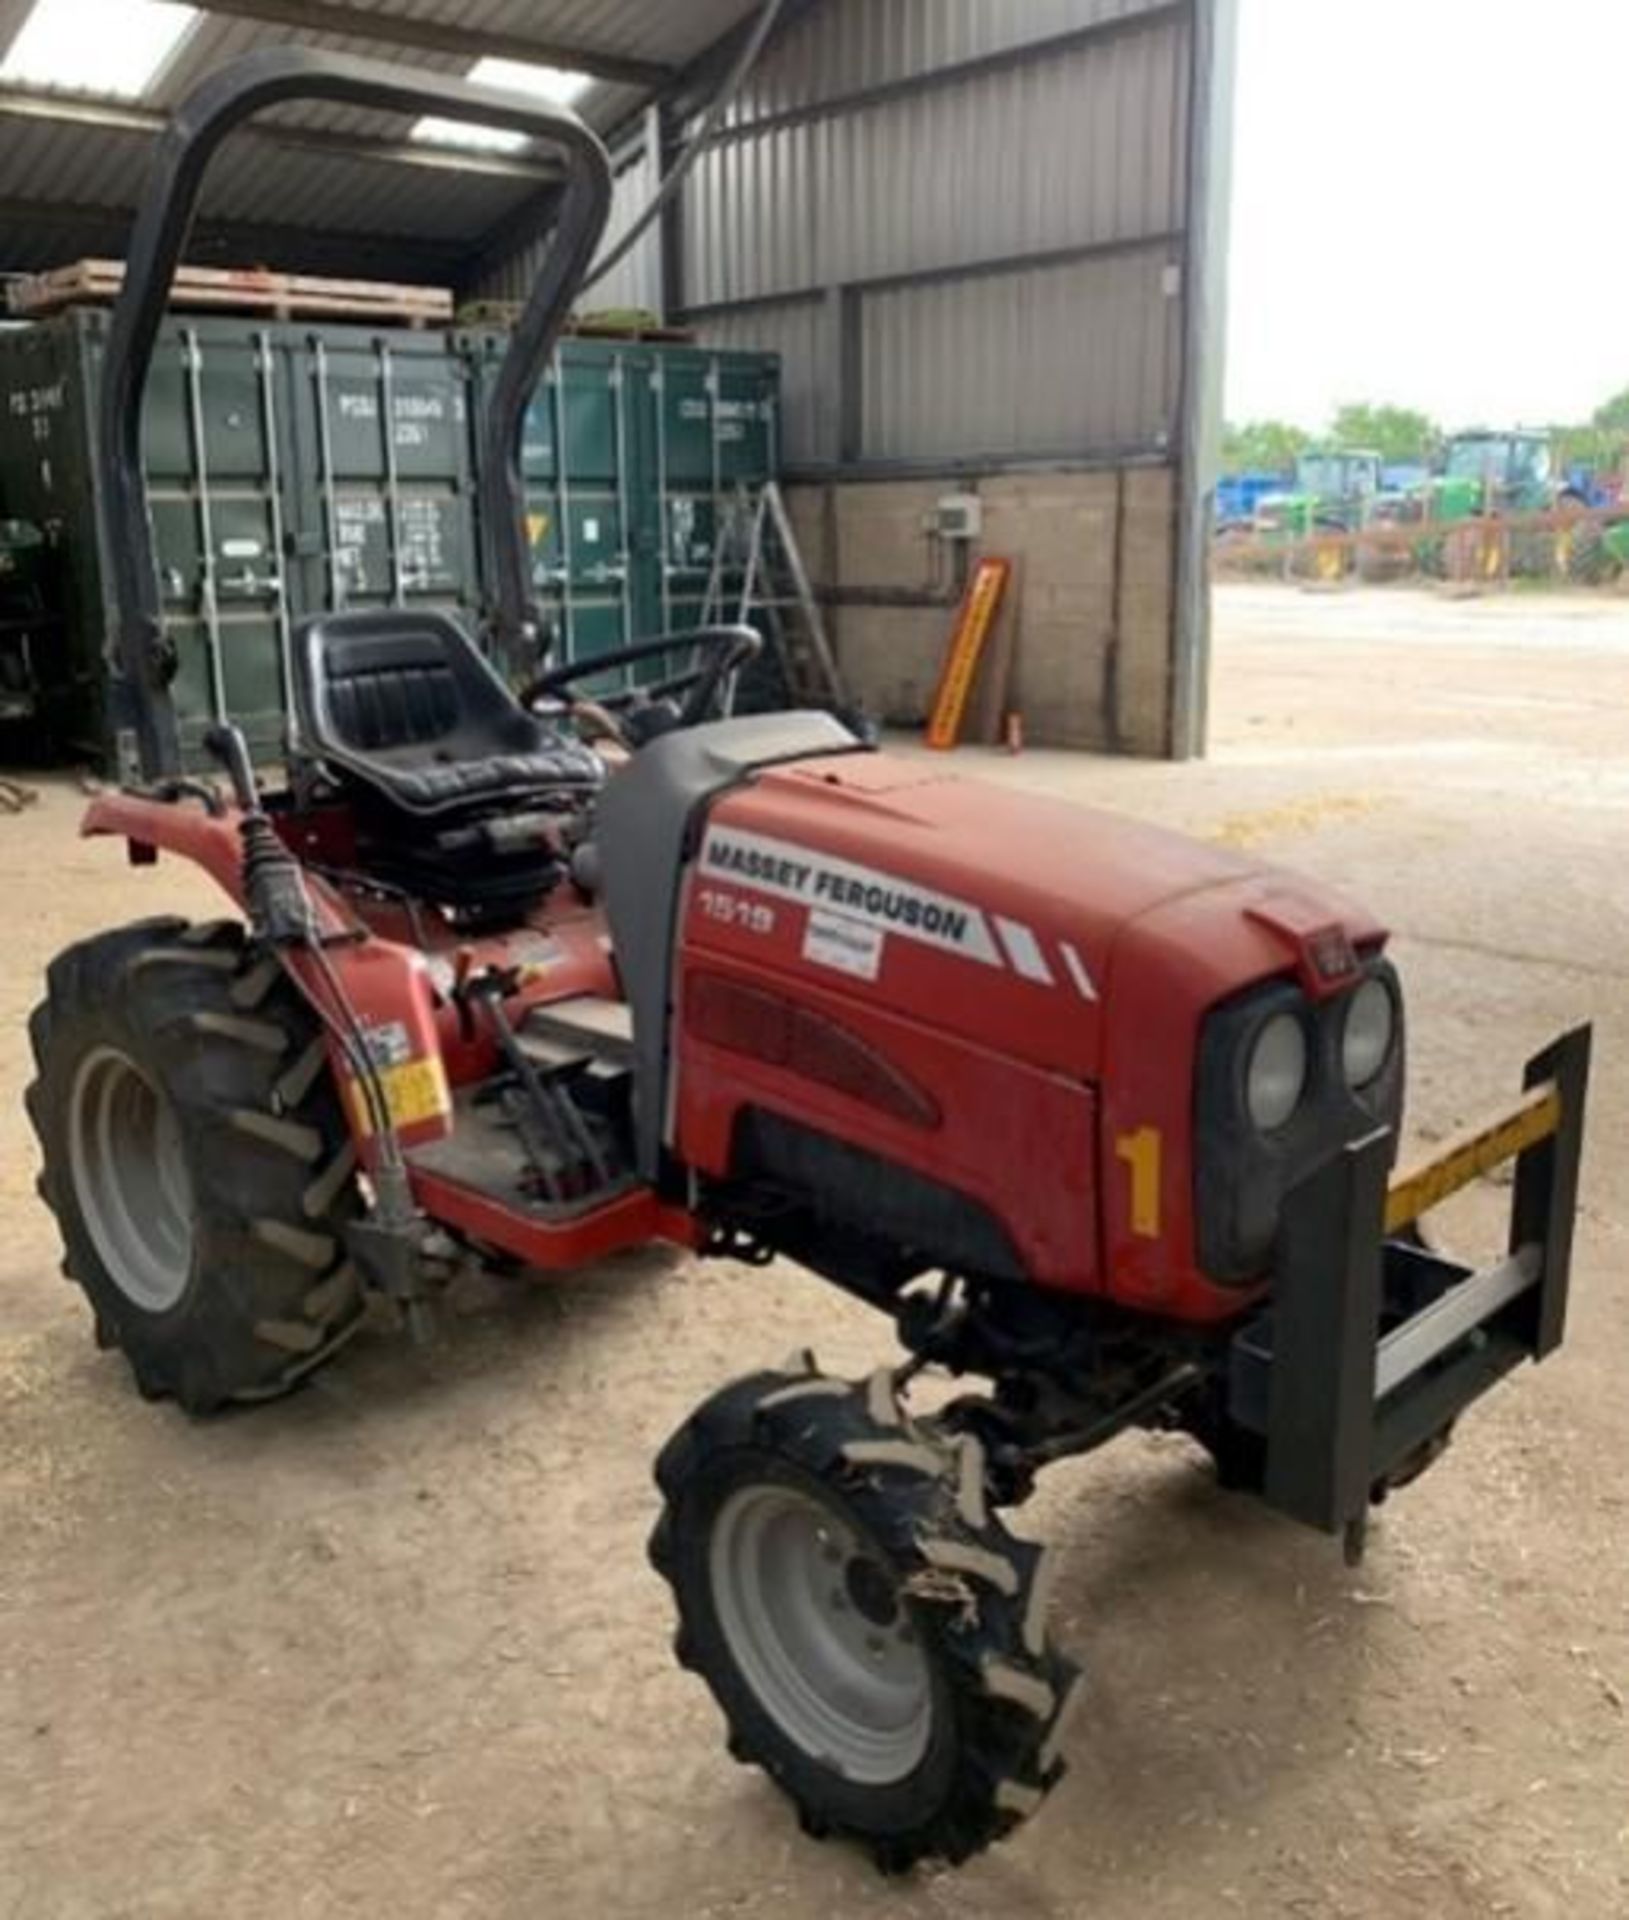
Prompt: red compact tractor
<box><xmin>27</xmin><ymin>52</ymin><xmax>1591</xmax><ymax>1871</ymax></box>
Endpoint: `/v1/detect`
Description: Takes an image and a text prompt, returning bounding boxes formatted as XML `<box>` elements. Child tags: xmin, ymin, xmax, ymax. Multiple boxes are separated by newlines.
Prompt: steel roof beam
<box><xmin>185</xmin><ymin>0</ymin><xmax>673</xmax><ymax>90</ymax></box>
<box><xmin>0</xmin><ymin>194</ymin><xmax>470</xmax><ymax>280</ymax></box>
<box><xmin>474</xmin><ymin>1</ymin><xmax>822</xmax><ymax>304</ymax></box>
<box><xmin>0</xmin><ymin>84</ymin><xmax>560</xmax><ymax>180</ymax></box>
<box><xmin>660</xmin><ymin>0</ymin><xmax>826</xmax><ymax>120</ymax></box>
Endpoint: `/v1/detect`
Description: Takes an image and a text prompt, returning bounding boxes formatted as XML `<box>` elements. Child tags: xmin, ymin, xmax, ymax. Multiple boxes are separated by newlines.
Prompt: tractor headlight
<box><xmin>1194</xmin><ymin>961</ymin><xmax>1405</xmax><ymax>1285</ymax></box>
<box><xmin>1245</xmin><ymin>1013</ymin><xmax>1308</xmax><ymax>1132</ymax></box>
<box><xmin>1342</xmin><ymin>976</ymin><xmax>1396</xmax><ymax>1089</ymax></box>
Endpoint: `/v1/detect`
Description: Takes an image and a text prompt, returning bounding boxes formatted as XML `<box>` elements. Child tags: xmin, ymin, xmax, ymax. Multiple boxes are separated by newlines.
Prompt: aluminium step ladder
<box><xmin>699</xmin><ymin>481</ymin><xmax>849</xmax><ymax>715</ymax></box>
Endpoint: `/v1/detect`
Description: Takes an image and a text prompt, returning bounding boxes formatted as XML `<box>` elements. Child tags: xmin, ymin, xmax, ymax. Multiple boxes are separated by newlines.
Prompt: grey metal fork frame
<box><xmin>98</xmin><ymin>45</ymin><xmax>613</xmax><ymax>781</ymax></box>
<box><xmin>1256</xmin><ymin>1024</ymin><xmax>1590</xmax><ymax>1552</ymax></box>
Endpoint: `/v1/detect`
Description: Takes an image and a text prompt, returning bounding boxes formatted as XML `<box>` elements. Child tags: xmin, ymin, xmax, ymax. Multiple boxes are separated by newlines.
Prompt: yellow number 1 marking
<box><xmin>1115</xmin><ymin>1126</ymin><xmax>1163</xmax><ymax>1238</ymax></box>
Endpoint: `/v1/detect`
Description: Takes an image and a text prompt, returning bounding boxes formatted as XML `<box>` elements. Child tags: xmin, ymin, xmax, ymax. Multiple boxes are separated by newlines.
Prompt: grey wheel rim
<box><xmin>67</xmin><ymin>1045</ymin><xmax>194</xmax><ymax>1313</ymax></box>
<box><xmin>709</xmin><ymin>1481</ymin><xmax>932</xmax><ymax>1785</ymax></box>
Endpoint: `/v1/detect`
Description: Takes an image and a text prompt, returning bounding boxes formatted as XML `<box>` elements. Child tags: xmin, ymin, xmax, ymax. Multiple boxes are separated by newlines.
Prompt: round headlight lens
<box><xmin>1245</xmin><ymin>1013</ymin><xmax>1307</xmax><ymax>1131</ymax></box>
<box><xmin>1343</xmin><ymin>976</ymin><xmax>1396</xmax><ymax>1088</ymax></box>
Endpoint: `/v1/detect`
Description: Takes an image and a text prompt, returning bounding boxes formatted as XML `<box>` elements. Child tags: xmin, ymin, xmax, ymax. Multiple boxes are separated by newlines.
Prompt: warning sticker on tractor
<box><xmin>699</xmin><ymin>827</ymin><xmax>1002</xmax><ymax>967</ymax></box>
<box><xmin>803</xmin><ymin>908</ymin><xmax>884</xmax><ymax>982</ymax></box>
<box><xmin>345</xmin><ymin>1054</ymin><xmax>451</xmax><ymax>1138</ymax></box>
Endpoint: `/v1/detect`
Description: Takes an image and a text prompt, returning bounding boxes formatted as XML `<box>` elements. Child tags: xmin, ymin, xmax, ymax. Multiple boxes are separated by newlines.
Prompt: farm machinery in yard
<box><xmin>1247</xmin><ymin>448</ymin><xmax>1384</xmax><ymax>582</ymax></box>
<box><xmin>1369</xmin><ymin>430</ymin><xmax>1576</xmax><ymax>531</ymax></box>
<box><xmin>1252</xmin><ymin>447</ymin><xmax>1383</xmax><ymax>540</ymax></box>
<box><xmin>25</xmin><ymin>51</ymin><xmax>1594</xmax><ymax>1872</ymax></box>
<box><xmin>1365</xmin><ymin>429</ymin><xmax>1611</xmax><ymax>581</ymax></box>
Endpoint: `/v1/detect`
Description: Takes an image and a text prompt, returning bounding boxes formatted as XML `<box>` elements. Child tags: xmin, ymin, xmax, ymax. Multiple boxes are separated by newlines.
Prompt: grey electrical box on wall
<box><xmin>932</xmin><ymin>493</ymin><xmax>982</xmax><ymax>541</ymax></box>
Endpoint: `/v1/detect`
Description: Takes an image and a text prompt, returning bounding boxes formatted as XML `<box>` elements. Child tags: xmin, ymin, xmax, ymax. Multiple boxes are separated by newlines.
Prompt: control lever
<box><xmin>203</xmin><ymin>719</ymin><xmax>260</xmax><ymax>810</ymax></box>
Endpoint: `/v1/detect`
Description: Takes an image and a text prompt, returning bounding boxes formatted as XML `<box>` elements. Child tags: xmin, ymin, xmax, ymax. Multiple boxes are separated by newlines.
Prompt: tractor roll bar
<box><xmin>99</xmin><ymin>46</ymin><xmax>613</xmax><ymax>781</ymax></box>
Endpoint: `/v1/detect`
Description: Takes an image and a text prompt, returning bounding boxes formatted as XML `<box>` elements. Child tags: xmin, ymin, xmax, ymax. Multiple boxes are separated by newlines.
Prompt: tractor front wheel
<box><xmin>649</xmin><ymin>1359</ymin><xmax>1079</xmax><ymax>1870</ymax></box>
<box><xmin>26</xmin><ymin>918</ymin><xmax>365</xmax><ymax>1412</ymax></box>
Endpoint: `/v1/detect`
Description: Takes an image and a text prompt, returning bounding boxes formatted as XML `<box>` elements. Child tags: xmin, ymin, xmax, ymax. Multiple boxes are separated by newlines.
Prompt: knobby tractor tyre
<box><xmin>25</xmin><ymin>916</ymin><xmax>365</xmax><ymax>1413</ymax></box>
<box><xmin>649</xmin><ymin>1358</ymin><xmax>1080</xmax><ymax>1871</ymax></box>
<box><xmin>1562</xmin><ymin>519</ymin><xmax>1613</xmax><ymax>587</ymax></box>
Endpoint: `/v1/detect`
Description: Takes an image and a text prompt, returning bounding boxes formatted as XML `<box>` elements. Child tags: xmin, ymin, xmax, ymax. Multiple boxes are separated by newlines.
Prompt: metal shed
<box><xmin>0</xmin><ymin>0</ymin><xmax>1237</xmax><ymax>757</ymax></box>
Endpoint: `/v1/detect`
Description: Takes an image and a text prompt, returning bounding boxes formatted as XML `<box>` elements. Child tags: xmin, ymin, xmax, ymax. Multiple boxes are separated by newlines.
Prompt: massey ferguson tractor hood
<box><xmin>697</xmin><ymin>749</ymin><xmax>1385</xmax><ymax>1078</ymax></box>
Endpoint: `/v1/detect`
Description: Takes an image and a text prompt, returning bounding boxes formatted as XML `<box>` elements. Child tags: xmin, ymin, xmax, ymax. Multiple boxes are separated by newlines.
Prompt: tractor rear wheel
<box><xmin>649</xmin><ymin>1358</ymin><xmax>1079</xmax><ymax>1870</ymax></box>
<box><xmin>1562</xmin><ymin>518</ymin><xmax>1612</xmax><ymax>586</ymax></box>
<box><xmin>26</xmin><ymin>917</ymin><xmax>365</xmax><ymax>1412</ymax></box>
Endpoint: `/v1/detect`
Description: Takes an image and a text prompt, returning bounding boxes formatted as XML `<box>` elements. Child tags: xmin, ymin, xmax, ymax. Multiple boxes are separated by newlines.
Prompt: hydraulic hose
<box><xmin>579</xmin><ymin>0</ymin><xmax>786</xmax><ymax>297</ymax></box>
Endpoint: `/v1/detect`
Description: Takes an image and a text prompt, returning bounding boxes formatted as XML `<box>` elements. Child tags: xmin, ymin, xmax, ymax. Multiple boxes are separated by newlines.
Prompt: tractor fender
<box><xmin>80</xmin><ymin>792</ymin><xmax>451</xmax><ymax>1150</ymax></box>
<box><xmin>81</xmin><ymin>792</ymin><xmax>352</xmax><ymax>934</ymax></box>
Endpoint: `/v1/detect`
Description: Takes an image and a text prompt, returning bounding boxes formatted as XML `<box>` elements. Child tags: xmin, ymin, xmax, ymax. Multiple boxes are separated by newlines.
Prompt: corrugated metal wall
<box><xmin>475</xmin><ymin>0</ymin><xmax>1195</xmax><ymax>473</ymax></box>
<box><xmin>477</xmin><ymin>138</ymin><xmax>665</xmax><ymax>311</ymax></box>
<box><xmin>589</xmin><ymin>143</ymin><xmax>667</xmax><ymax>313</ymax></box>
<box><xmin>857</xmin><ymin>247</ymin><xmax>1181</xmax><ymax>462</ymax></box>
<box><xmin>696</xmin><ymin>296</ymin><xmax>827</xmax><ymax>471</ymax></box>
<box><xmin>683</xmin><ymin>12</ymin><xmax>1186</xmax><ymax>305</ymax></box>
<box><xmin>719</xmin><ymin>0</ymin><xmax>1160</xmax><ymax>109</ymax></box>
<box><xmin>470</xmin><ymin>0</ymin><xmax>1232</xmax><ymax>757</ymax></box>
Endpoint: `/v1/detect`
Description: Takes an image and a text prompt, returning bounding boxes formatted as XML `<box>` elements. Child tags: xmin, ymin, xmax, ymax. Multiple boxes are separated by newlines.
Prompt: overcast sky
<box><xmin>1224</xmin><ymin>0</ymin><xmax>1629</xmax><ymax>432</ymax></box>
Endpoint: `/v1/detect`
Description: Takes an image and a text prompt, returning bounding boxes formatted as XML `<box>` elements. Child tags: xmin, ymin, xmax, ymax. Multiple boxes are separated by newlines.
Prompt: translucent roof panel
<box><xmin>411</xmin><ymin>53</ymin><xmax>593</xmax><ymax>153</ymax></box>
<box><xmin>0</xmin><ymin>0</ymin><xmax>198</xmax><ymax>99</ymax></box>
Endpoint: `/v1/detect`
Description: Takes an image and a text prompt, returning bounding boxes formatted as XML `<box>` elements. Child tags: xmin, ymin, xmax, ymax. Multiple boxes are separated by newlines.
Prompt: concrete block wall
<box><xmin>784</xmin><ymin>468</ymin><xmax>1177</xmax><ymax>756</ymax></box>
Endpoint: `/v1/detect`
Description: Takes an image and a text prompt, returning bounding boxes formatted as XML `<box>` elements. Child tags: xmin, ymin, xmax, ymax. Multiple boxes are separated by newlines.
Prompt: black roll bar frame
<box><xmin>98</xmin><ymin>46</ymin><xmax>613</xmax><ymax>780</ymax></box>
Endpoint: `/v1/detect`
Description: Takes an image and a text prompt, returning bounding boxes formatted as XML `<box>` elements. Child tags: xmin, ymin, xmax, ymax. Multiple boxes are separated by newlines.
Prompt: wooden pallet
<box><xmin>7</xmin><ymin>259</ymin><xmax>455</xmax><ymax>327</ymax></box>
<box><xmin>455</xmin><ymin>298</ymin><xmax>697</xmax><ymax>343</ymax></box>
<box><xmin>571</xmin><ymin>309</ymin><xmax>697</xmax><ymax>344</ymax></box>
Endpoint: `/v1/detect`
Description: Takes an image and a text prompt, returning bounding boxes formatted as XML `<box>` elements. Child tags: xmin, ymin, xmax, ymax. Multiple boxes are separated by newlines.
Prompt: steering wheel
<box><xmin>524</xmin><ymin>625</ymin><xmax>762</xmax><ymax>740</ymax></box>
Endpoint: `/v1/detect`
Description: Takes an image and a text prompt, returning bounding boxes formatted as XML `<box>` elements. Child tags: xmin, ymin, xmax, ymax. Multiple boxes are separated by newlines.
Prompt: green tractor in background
<box><xmin>1251</xmin><ymin>447</ymin><xmax>1381</xmax><ymax>581</ymax></box>
<box><xmin>1367</xmin><ymin>429</ymin><xmax>1604</xmax><ymax>581</ymax></box>
<box><xmin>1371</xmin><ymin>430</ymin><xmax>1574</xmax><ymax>527</ymax></box>
<box><xmin>1431</xmin><ymin>430</ymin><xmax>1584</xmax><ymax>520</ymax></box>
<box><xmin>1253</xmin><ymin>446</ymin><xmax>1383</xmax><ymax>539</ymax></box>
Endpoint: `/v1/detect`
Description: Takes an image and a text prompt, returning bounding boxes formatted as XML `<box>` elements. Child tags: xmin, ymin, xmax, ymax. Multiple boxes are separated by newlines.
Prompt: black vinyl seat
<box><xmin>290</xmin><ymin>608</ymin><xmax>602</xmax><ymax>918</ymax></box>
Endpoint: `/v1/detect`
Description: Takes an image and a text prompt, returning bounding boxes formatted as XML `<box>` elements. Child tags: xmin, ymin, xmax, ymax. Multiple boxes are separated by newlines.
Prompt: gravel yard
<box><xmin>3</xmin><ymin>582</ymin><xmax>1627</xmax><ymax>1919</ymax></box>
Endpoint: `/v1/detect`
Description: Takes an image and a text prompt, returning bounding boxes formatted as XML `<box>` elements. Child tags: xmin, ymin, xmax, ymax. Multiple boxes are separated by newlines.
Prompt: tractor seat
<box><xmin>293</xmin><ymin>609</ymin><xmax>601</xmax><ymax>816</ymax></box>
<box><xmin>290</xmin><ymin>609</ymin><xmax>602</xmax><ymax>920</ymax></box>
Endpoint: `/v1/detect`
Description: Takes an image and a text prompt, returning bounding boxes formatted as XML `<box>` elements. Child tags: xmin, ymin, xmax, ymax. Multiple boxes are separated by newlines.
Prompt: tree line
<box><xmin>1222</xmin><ymin>390</ymin><xmax>1629</xmax><ymax>474</ymax></box>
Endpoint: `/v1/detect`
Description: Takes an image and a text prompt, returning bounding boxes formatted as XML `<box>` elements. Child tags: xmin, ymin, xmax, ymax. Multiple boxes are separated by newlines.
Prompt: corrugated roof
<box><xmin>0</xmin><ymin>0</ymin><xmax>759</xmax><ymax>282</ymax></box>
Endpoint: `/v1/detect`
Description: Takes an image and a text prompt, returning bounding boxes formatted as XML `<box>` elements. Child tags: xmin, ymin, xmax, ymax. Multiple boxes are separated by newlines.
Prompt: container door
<box><xmin>715</xmin><ymin>354</ymin><xmax>786</xmax><ymax>713</ymax></box>
<box><xmin>655</xmin><ymin>350</ymin><xmax>720</xmax><ymax>638</ymax></box>
<box><xmin>554</xmin><ymin>346</ymin><xmax>633</xmax><ymax>678</ymax></box>
<box><xmin>619</xmin><ymin>346</ymin><xmax>665</xmax><ymax>652</ymax></box>
<box><xmin>716</xmin><ymin>354</ymin><xmax>779</xmax><ymax>489</ymax></box>
<box><xmin>512</xmin><ymin>357</ymin><xmax>562</xmax><ymax>684</ymax></box>
<box><xmin>653</xmin><ymin>350</ymin><xmax>779</xmax><ymax>640</ymax></box>
<box><xmin>0</xmin><ymin>324</ymin><xmax>86</xmax><ymax>749</ymax></box>
<box><xmin>467</xmin><ymin>337</ymin><xmax>778</xmax><ymax>700</ymax></box>
<box><xmin>143</xmin><ymin>324</ymin><xmax>289</xmax><ymax>763</ymax></box>
<box><xmin>292</xmin><ymin>332</ymin><xmax>476</xmax><ymax>638</ymax></box>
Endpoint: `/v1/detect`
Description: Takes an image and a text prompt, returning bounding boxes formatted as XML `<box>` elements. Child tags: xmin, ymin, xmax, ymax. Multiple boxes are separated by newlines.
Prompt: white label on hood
<box><xmin>699</xmin><ymin>825</ymin><xmax>1003</xmax><ymax>967</ymax></box>
<box><xmin>804</xmin><ymin>909</ymin><xmax>883</xmax><ymax>981</ymax></box>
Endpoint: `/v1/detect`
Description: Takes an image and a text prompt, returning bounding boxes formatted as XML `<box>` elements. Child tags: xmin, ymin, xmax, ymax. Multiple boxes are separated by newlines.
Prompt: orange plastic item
<box><xmin>925</xmin><ymin>557</ymin><xmax>1011</xmax><ymax>751</ymax></box>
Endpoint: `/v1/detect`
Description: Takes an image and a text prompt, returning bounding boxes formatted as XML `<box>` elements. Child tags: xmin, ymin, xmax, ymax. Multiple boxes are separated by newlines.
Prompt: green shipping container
<box><xmin>467</xmin><ymin>333</ymin><xmax>781</xmax><ymax>687</ymax></box>
<box><xmin>0</xmin><ymin>309</ymin><xmax>780</xmax><ymax>770</ymax></box>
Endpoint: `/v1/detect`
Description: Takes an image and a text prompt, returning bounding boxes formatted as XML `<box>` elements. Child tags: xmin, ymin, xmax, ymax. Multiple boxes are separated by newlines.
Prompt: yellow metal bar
<box><xmin>1384</xmin><ymin>1082</ymin><xmax>1561</xmax><ymax>1234</ymax></box>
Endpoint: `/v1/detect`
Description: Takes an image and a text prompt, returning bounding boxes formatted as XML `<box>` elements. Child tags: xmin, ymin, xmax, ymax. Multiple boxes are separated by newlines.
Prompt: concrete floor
<box><xmin>3</xmin><ymin>583</ymin><xmax>1627</xmax><ymax>1918</ymax></box>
